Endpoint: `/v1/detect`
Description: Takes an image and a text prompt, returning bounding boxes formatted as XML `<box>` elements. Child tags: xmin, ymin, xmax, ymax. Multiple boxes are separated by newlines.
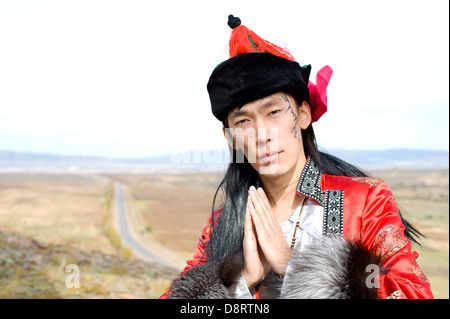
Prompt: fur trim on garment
<box><xmin>273</xmin><ymin>235</ymin><xmax>384</xmax><ymax>299</ymax></box>
<box><xmin>168</xmin><ymin>250</ymin><xmax>244</xmax><ymax>299</ymax></box>
<box><xmin>168</xmin><ymin>235</ymin><xmax>386</xmax><ymax>299</ymax></box>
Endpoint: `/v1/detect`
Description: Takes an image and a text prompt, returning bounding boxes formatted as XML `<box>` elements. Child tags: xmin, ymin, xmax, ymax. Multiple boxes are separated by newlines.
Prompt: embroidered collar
<box><xmin>295</xmin><ymin>157</ymin><xmax>345</xmax><ymax>235</ymax></box>
<box><xmin>296</xmin><ymin>157</ymin><xmax>324</xmax><ymax>205</ymax></box>
<box><xmin>257</xmin><ymin>156</ymin><xmax>344</xmax><ymax>235</ymax></box>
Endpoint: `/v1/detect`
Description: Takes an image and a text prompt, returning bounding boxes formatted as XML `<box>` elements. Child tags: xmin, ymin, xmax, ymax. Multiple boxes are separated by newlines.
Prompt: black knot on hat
<box><xmin>227</xmin><ymin>14</ymin><xmax>241</xmax><ymax>29</ymax></box>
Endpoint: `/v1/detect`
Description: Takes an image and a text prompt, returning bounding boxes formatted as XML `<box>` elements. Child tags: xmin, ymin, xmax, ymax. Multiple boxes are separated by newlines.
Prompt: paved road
<box><xmin>114</xmin><ymin>183</ymin><xmax>175</xmax><ymax>269</ymax></box>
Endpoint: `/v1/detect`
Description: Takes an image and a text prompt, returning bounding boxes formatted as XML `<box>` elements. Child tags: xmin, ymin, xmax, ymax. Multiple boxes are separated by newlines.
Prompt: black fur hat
<box><xmin>207</xmin><ymin>52</ymin><xmax>311</xmax><ymax>122</ymax></box>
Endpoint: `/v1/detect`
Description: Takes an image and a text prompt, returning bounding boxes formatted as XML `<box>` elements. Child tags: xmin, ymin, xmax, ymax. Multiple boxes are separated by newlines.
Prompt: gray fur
<box><xmin>279</xmin><ymin>235</ymin><xmax>357</xmax><ymax>298</ymax></box>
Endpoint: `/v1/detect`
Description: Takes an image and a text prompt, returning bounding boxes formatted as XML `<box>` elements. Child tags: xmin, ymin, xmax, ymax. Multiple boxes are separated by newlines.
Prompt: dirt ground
<box><xmin>0</xmin><ymin>173</ymin><xmax>177</xmax><ymax>298</ymax></box>
<box><xmin>105</xmin><ymin>173</ymin><xmax>223</xmax><ymax>260</ymax></box>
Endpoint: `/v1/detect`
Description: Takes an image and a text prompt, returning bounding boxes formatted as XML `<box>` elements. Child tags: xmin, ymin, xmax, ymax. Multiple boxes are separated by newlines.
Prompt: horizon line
<box><xmin>0</xmin><ymin>147</ymin><xmax>449</xmax><ymax>161</ymax></box>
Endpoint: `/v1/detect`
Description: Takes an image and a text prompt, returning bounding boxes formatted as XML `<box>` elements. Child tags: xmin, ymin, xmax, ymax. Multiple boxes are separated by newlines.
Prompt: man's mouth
<box><xmin>258</xmin><ymin>151</ymin><xmax>282</xmax><ymax>164</ymax></box>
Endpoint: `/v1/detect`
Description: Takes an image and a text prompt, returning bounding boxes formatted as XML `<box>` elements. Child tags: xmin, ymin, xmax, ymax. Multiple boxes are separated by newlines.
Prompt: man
<box><xmin>161</xmin><ymin>15</ymin><xmax>433</xmax><ymax>299</ymax></box>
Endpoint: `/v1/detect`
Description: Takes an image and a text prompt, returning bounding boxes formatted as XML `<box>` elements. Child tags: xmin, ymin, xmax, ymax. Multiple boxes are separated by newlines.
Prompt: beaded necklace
<box><xmin>290</xmin><ymin>197</ymin><xmax>308</xmax><ymax>249</ymax></box>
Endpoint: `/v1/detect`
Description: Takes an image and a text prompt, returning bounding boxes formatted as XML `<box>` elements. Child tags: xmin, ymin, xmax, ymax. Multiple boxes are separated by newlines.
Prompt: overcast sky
<box><xmin>0</xmin><ymin>0</ymin><xmax>448</xmax><ymax>158</ymax></box>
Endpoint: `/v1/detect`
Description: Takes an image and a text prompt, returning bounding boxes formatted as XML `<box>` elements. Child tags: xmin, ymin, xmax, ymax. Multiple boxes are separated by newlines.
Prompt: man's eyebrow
<box><xmin>258</xmin><ymin>97</ymin><xmax>281</xmax><ymax>109</ymax></box>
<box><xmin>229</xmin><ymin>109</ymin><xmax>249</xmax><ymax>119</ymax></box>
<box><xmin>229</xmin><ymin>97</ymin><xmax>282</xmax><ymax>119</ymax></box>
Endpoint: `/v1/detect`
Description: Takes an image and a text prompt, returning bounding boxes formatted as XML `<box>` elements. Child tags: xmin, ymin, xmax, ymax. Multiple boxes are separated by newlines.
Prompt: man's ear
<box><xmin>222</xmin><ymin>126</ymin><xmax>238</xmax><ymax>150</ymax></box>
<box><xmin>298</xmin><ymin>101</ymin><xmax>312</xmax><ymax>129</ymax></box>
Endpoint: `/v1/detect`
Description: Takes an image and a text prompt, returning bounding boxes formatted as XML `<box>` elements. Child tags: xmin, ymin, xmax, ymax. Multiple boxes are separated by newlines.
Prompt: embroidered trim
<box><xmin>412</xmin><ymin>258</ymin><xmax>429</xmax><ymax>282</ymax></box>
<box><xmin>352</xmin><ymin>177</ymin><xmax>381</xmax><ymax>188</ymax></box>
<box><xmin>394</xmin><ymin>277</ymin><xmax>412</xmax><ymax>285</ymax></box>
<box><xmin>323</xmin><ymin>190</ymin><xmax>345</xmax><ymax>234</ymax></box>
<box><xmin>386</xmin><ymin>290</ymin><xmax>403</xmax><ymax>299</ymax></box>
<box><xmin>296</xmin><ymin>157</ymin><xmax>324</xmax><ymax>205</ymax></box>
<box><xmin>296</xmin><ymin>157</ymin><xmax>345</xmax><ymax>235</ymax></box>
<box><xmin>197</xmin><ymin>210</ymin><xmax>222</xmax><ymax>247</ymax></box>
<box><xmin>374</xmin><ymin>224</ymin><xmax>408</xmax><ymax>259</ymax></box>
<box><xmin>197</xmin><ymin>222</ymin><xmax>213</xmax><ymax>247</ymax></box>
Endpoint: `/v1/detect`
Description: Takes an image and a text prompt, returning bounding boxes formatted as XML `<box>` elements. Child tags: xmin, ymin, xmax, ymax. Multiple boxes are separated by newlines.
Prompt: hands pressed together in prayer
<box><xmin>243</xmin><ymin>186</ymin><xmax>293</xmax><ymax>289</ymax></box>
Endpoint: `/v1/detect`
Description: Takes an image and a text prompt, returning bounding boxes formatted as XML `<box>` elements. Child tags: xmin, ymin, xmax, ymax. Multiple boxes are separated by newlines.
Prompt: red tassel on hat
<box><xmin>227</xmin><ymin>15</ymin><xmax>295</xmax><ymax>62</ymax></box>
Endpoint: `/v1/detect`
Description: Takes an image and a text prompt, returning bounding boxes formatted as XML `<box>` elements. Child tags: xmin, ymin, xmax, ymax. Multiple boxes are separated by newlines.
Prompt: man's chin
<box><xmin>256</xmin><ymin>162</ymin><xmax>281</xmax><ymax>176</ymax></box>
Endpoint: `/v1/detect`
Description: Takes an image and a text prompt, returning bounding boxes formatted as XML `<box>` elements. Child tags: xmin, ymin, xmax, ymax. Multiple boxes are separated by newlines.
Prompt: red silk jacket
<box><xmin>160</xmin><ymin>158</ymin><xmax>433</xmax><ymax>299</ymax></box>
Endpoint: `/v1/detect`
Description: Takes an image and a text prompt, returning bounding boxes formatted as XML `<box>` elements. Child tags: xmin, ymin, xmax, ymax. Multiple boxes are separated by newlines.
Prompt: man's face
<box><xmin>224</xmin><ymin>92</ymin><xmax>311</xmax><ymax>176</ymax></box>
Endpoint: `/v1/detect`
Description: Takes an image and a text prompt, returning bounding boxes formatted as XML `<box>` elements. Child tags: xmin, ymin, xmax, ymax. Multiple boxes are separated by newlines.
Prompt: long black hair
<box><xmin>204</xmin><ymin>104</ymin><xmax>423</xmax><ymax>262</ymax></box>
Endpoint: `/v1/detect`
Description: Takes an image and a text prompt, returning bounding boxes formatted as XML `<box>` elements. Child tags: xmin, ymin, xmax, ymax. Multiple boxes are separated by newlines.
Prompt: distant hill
<box><xmin>0</xmin><ymin>149</ymin><xmax>448</xmax><ymax>173</ymax></box>
<box><xmin>326</xmin><ymin>149</ymin><xmax>449</xmax><ymax>170</ymax></box>
<box><xmin>0</xmin><ymin>150</ymin><xmax>226</xmax><ymax>173</ymax></box>
<box><xmin>0</xmin><ymin>150</ymin><xmax>177</xmax><ymax>174</ymax></box>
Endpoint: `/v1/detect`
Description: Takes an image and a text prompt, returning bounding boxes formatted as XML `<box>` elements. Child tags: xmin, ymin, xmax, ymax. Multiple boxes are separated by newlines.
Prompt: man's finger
<box><xmin>257</xmin><ymin>187</ymin><xmax>271</xmax><ymax>210</ymax></box>
<box><xmin>256</xmin><ymin>187</ymin><xmax>277</xmax><ymax>223</ymax></box>
<box><xmin>244</xmin><ymin>204</ymin><xmax>255</xmax><ymax>240</ymax></box>
<box><xmin>250</xmin><ymin>186</ymin><xmax>276</xmax><ymax>227</ymax></box>
<box><xmin>248</xmin><ymin>194</ymin><xmax>273</xmax><ymax>241</ymax></box>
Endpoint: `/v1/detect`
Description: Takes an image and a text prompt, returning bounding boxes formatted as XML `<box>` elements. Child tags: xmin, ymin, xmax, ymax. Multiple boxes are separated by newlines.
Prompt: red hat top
<box><xmin>227</xmin><ymin>15</ymin><xmax>296</xmax><ymax>62</ymax></box>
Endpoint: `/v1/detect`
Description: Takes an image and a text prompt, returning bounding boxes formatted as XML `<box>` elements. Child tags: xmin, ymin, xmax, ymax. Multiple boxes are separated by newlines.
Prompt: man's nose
<box><xmin>257</xmin><ymin>127</ymin><xmax>270</xmax><ymax>146</ymax></box>
<box><xmin>256</xmin><ymin>126</ymin><xmax>277</xmax><ymax>149</ymax></box>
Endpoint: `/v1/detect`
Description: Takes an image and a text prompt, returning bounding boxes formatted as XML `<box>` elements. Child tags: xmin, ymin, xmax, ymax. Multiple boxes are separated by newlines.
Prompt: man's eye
<box><xmin>235</xmin><ymin>119</ymin><xmax>248</xmax><ymax>125</ymax></box>
<box><xmin>269</xmin><ymin>110</ymin><xmax>281</xmax><ymax>115</ymax></box>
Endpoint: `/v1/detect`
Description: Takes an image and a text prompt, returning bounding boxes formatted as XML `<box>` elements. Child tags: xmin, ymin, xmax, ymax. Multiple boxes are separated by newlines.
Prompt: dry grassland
<box><xmin>0</xmin><ymin>173</ymin><xmax>177</xmax><ymax>298</ymax></box>
<box><xmin>106</xmin><ymin>173</ymin><xmax>223</xmax><ymax>261</ymax></box>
